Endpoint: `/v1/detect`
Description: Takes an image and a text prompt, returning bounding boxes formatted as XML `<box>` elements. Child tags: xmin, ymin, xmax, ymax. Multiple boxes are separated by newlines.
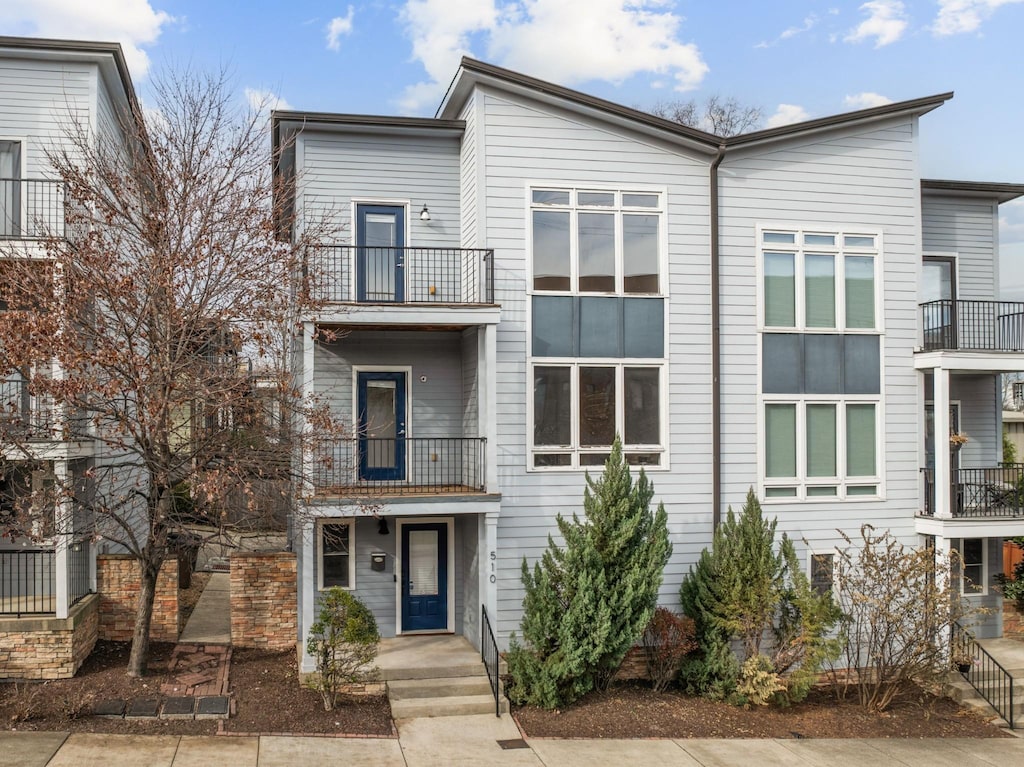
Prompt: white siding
<box><xmin>460</xmin><ymin>94</ymin><xmax>478</xmax><ymax>248</ymax></box>
<box><xmin>952</xmin><ymin>375</ymin><xmax>1000</xmax><ymax>467</ymax></box>
<box><xmin>718</xmin><ymin>120</ymin><xmax>922</xmax><ymax>556</ymax></box>
<box><xmin>922</xmin><ymin>194</ymin><xmax>998</xmax><ymax>299</ymax></box>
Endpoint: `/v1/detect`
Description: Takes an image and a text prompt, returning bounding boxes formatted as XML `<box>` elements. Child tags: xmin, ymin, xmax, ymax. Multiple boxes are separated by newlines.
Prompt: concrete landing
<box><xmin>178</xmin><ymin>572</ymin><xmax>230</xmax><ymax>644</ymax></box>
<box><xmin>377</xmin><ymin>635</ymin><xmax>487</xmax><ymax>681</ymax></box>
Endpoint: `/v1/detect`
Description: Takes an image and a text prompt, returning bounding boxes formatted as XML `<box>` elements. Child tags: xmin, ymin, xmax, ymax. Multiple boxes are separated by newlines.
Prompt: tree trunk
<box><xmin>127</xmin><ymin>556</ymin><xmax>162</xmax><ymax>677</ymax></box>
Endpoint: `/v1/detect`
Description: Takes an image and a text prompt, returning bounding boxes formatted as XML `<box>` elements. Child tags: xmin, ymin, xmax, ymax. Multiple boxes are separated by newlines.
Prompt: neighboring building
<box><xmin>0</xmin><ymin>37</ymin><xmax>138</xmax><ymax>676</ymax></box>
<box><xmin>275</xmin><ymin>57</ymin><xmax>1024</xmax><ymax>673</ymax></box>
<box><xmin>1004</xmin><ymin>410</ymin><xmax>1024</xmax><ymax>461</ymax></box>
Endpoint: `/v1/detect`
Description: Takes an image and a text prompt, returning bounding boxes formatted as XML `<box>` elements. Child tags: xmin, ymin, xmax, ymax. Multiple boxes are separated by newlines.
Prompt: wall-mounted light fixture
<box><xmin>378</xmin><ymin>517</ymin><xmax>390</xmax><ymax>535</ymax></box>
<box><xmin>419</xmin><ymin>205</ymin><xmax>431</xmax><ymax>222</ymax></box>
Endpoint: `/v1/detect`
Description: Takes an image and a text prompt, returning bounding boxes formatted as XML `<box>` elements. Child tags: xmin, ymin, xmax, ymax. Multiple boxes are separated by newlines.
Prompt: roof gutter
<box><xmin>710</xmin><ymin>144</ymin><xmax>726</xmax><ymax>530</ymax></box>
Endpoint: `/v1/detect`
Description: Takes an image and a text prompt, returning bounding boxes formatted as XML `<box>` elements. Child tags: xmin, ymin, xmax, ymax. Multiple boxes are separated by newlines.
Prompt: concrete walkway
<box><xmin>3</xmin><ymin>717</ymin><xmax>1024</xmax><ymax>767</ymax></box>
<box><xmin>178</xmin><ymin>572</ymin><xmax>231</xmax><ymax>645</ymax></box>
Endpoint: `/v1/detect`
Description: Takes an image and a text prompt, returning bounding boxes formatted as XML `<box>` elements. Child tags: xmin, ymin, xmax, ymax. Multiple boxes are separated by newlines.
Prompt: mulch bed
<box><xmin>513</xmin><ymin>683</ymin><xmax>1014</xmax><ymax>739</ymax></box>
<box><xmin>0</xmin><ymin>642</ymin><xmax>392</xmax><ymax>736</ymax></box>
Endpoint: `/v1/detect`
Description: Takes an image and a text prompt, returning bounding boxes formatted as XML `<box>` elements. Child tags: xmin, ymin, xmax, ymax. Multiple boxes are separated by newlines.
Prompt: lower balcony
<box><xmin>921</xmin><ymin>466</ymin><xmax>1024</xmax><ymax>519</ymax></box>
<box><xmin>0</xmin><ymin>540</ymin><xmax>92</xmax><ymax>618</ymax></box>
<box><xmin>312</xmin><ymin>437</ymin><xmax>487</xmax><ymax>498</ymax></box>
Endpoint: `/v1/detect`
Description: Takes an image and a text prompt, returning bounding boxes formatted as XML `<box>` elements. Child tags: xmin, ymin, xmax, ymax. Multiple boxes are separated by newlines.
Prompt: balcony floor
<box><xmin>315</xmin><ymin>483</ymin><xmax>485</xmax><ymax>498</ymax></box>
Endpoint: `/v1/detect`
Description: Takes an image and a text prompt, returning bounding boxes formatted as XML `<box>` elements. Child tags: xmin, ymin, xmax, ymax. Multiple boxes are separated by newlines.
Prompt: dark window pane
<box><xmin>623</xmin><ymin>298</ymin><xmax>664</xmax><ymax>358</ymax></box>
<box><xmin>762</xmin><ymin>334</ymin><xmax>802</xmax><ymax>393</ymax></box>
<box><xmin>534</xmin><ymin>453</ymin><xmax>571</xmax><ymax>467</ymax></box>
<box><xmin>580</xmin><ymin>453</ymin><xmax>610</xmax><ymax>466</ymax></box>
<box><xmin>533</xmin><ymin>210</ymin><xmax>570</xmax><ymax>291</ymax></box>
<box><xmin>843</xmin><ymin>335</ymin><xmax>880</xmax><ymax>394</ymax></box>
<box><xmin>579</xmin><ymin>297</ymin><xmax>621</xmax><ymax>357</ymax></box>
<box><xmin>578</xmin><ymin>212</ymin><xmax>615</xmax><ymax>292</ymax></box>
<box><xmin>623</xmin><ymin>215</ymin><xmax>659</xmax><ymax>293</ymax></box>
<box><xmin>811</xmin><ymin>553</ymin><xmax>833</xmax><ymax>595</ymax></box>
<box><xmin>321</xmin><ymin>523</ymin><xmax>350</xmax><ymax>588</ymax></box>
<box><xmin>532</xmin><ymin>295</ymin><xmax>574</xmax><ymax>357</ymax></box>
<box><xmin>534</xmin><ymin>367</ymin><xmax>571</xmax><ymax>446</ymax></box>
<box><xmin>804</xmin><ymin>335</ymin><xmax>842</xmax><ymax>394</ymax></box>
<box><xmin>624</xmin><ymin>368</ymin><xmax>659</xmax><ymax>445</ymax></box>
<box><xmin>626</xmin><ymin>453</ymin><xmax>661</xmax><ymax>466</ymax></box>
<box><xmin>580</xmin><ymin>367</ymin><xmax>615</xmax><ymax>446</ymax></box>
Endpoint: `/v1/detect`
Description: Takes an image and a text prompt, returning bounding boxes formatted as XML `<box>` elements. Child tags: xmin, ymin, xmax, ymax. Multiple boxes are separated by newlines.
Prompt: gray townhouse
<box><xmin>274</xmin><ymin>58</ymin><xmax>1024</xmax><ymax>675</ymax></box>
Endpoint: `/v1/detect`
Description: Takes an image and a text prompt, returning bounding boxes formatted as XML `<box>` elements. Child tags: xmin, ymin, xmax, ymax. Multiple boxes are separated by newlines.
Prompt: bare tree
<box><xmin>647</xmin><ymin>95</ymin><xmax>763</xmax><ymax>137</ymax></box>
<box><xmin>0</xmin><ymin>66</ymin><xmax>342</xmax><ymax>676</ymax></box>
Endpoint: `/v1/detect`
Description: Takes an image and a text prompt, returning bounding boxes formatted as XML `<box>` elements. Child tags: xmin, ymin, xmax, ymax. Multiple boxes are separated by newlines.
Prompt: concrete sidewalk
<box><xmin>178</xmin><ymin>572</ymin><xmax>231</xmax><ymax>645</ymax></box>
<box><xmin>3</xmin><ymin>716</ymin><xmax>1024</xmax><ymax>767</ymax></box>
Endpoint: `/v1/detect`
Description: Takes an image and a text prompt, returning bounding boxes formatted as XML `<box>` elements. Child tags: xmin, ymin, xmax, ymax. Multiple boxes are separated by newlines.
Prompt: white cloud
<box><xmin>932</xmin><ymin>0</ymin><xmax>1024</xmax><ymax>36</ymax></box>
<box><xmin>326</xmin><ymin>6</ymin><xmax>355</xmax><ymax>51</ymax></box>
<box><xmin>1001</xmin><ymin>198</ymin><xmax>1024</xmax><ymax>245</ymax></box>
<box><xmin>0</xmin><ymin>0</ymin><xmax>174</xmax><ymax>78</ymax></box>
<box><xmin>398</xmin><ymin>0</ymin><xmax>708</xmax><ymax>113</ymax></box>
<box><xmin>755</xmin><ymin>14</ymin><xmax>818</xmax><ymax>48</ymax></box>
<box><xmin>844</xmin><ymin>0</ymin><xmax>908</xmax><ymax>47</ymax></box>
<box><xmin>245</xmin><ymin>87</ymin><xmax>293</xmax><ymax>114</ymax></box>
<box><xmin>765</xmin><ymin>104</ymin><xmax>810</xmax><ymax>128</ymax></box>
<box><xmin>843</xmin><ymin>91</ymin><xmax>893</xmax><ymax>109</ymax></box>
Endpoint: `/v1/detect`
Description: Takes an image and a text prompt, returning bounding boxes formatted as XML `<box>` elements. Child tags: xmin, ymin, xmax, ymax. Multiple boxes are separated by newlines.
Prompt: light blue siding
<box><xmin>923</xmin><ymin>194</ymin><xmax>998</xmax><ymax>299</ymax></box>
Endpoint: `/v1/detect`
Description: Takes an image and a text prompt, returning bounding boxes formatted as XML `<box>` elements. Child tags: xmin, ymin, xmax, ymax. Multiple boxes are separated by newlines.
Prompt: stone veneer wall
<box><xmin>96</xmin><ymin>555</ymin><xmax>180</xmax><ymax>643</ymax></box>
<box><xmin>1004</xmin><ymin>601</ymin><xmax>1024</xmax><ymax>640</ymax></box>
<box><xmin>0</xmin><ymin>594</ymin><xmax>99</xmax><ymax>680</ymax></box>
<box><xmin>230</xmin><ymin>551</ymin><xmax>297</xmax><ymax>649</ymax></box>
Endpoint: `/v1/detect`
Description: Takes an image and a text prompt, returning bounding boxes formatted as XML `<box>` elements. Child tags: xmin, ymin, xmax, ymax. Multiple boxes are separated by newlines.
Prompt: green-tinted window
<box><xmin>805</xmin><ymin>254</ymin><xmax>835</xmax><ymax>328</ymax></box>
<box><xmin>765</xmin><ymin>404</ymin><xmax>797</xmax><ymax>478</ymax></box>
<box><xmin>806</xmin><ymin>404</ymin><xmax>837</xmax><ymax>477</ymax></box>
<box><xmin>764</xmin><ymin>252</ymin><xmax>796</xmax><ymax>326</ymax></box>
<box><xmin>845</xmin><ymin>256</ymin><xmax>875</xmax><ymax>329</ymax></box>
<box><xmin>846</xmin><ymin>403</ymin><xmax>876</xmax><ymax>476</ymax></box>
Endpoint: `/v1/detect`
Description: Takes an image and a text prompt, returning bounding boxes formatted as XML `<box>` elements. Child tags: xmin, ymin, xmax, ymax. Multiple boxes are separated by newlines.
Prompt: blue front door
<box><xmin>356</xmin><ymin>204</ymin><xmax>405</xmax><ymax>302</ymax></box>
<box><xmin>401</xmin><ymin>522</ymin><xmax>448</xmax><ymax>632</ymax></box>
<box><xmin>357</xmin><ymin>371</ymin><xmax>406</xmax><ymax>481</ymax></box>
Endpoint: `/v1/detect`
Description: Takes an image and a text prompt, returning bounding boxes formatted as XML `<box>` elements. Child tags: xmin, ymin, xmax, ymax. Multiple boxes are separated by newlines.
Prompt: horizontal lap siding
<box><xmin>719</xmin><ymin>120</ymin><xmax>921</xmax><ymax>555</ymax></box>
<box><xmin>460</xmin><ymin>94</ymin><xmax>478</xmax><ymax>248</ymax></box>
<box><xmin>922</xmin><ymin>194</ymin><xmax>997</xmax><ymax>299</ymax></box>
<box><xmin>0</xmin><ymin>59</ymin><xmax>92</xmax><ymax>175</ymax></box>
<box><xmin>952</xmin><ymin>375</ymin><xmax>999</xmax><ymax>466</ymax></box>
<box><xmin>480</xmin><ymin>90</ymin><xmax>714</xmax><ymax>641</ymax></box>
<box><xmin>299</xmin><ymin>131</ymin><xmax>461</xmax><ymax>248</ymax></box>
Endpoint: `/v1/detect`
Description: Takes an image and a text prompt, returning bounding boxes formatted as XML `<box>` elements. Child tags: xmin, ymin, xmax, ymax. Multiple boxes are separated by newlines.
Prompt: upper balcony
<box><xmin>304</xmin><ymin>245</ymin><xmax>499</xmax><ymax>327</ymax></box>
<box><xmin>0</xmin><ymin>179</ymin><xmax>66</xmax><ymax>242</ymax></box>
<box><xmin>917</xmin><ymin>300</ymin><xmax>1024</xmax><ymax>373</ymax></box>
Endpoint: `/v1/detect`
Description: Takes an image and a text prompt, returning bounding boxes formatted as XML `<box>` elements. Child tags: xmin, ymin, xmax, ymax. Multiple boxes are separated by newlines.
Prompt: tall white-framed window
<box><xmin>528</xmin><ymin>185</ymin><xmax>667</xmax><ymax>471</ymax></box>
<box><xmin>318</xmin><ymin>518</ymin><xmax>355</xmax><ymax>590</ymax></box>
<box><xmin>959</xmin><ymin>538</ymin><xmax>987</xmax><ymax>596</ymax></box>
<box><xmin>0</xmin><ymin>140</ymin><xmax>23</xmax><ymax>238</ymax></box>
<box><xmin>758</xmin><ymin>225</ymin><xmax>883</xmax><ymax>501</ymax></box>
<box><xmin>809</xmin><ymin>551</ymin><xmax>835</xmax><ymax>596</ymax></box>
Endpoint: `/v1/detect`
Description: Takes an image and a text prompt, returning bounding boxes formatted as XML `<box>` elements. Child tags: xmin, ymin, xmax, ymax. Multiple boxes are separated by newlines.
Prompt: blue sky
<box><xmin>3</xmin><ymin>0</ymin><xmax>1024</xmax><ymax>293</ymax></box>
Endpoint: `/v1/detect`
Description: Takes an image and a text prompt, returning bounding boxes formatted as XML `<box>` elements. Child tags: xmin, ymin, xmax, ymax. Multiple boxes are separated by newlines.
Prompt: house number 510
<box><xmin>490</xmin><ymin>550</ymin><xmax>496</xmax><ymax>583</ymax></box>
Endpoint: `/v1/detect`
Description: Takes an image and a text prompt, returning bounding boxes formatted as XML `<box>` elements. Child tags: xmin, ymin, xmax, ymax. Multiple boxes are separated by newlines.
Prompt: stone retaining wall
<box><xmin>230</xmin><ymin>551</ymin><xmax>297</xmax><ymax>649</ymax></box>
<box><xmin>1004</xmin><ymin>600</ymin><xmax>1024</xmax><ymax>640</ymax></box>
<box><xmin>0</xmin><ymin>594</ymin><xmax>99</xmax><ymax>680</ymax></box>
<box><xmin>96</xmin><ymin>555</ymin><xmax>180</xmax><ymax>643</ymax></box>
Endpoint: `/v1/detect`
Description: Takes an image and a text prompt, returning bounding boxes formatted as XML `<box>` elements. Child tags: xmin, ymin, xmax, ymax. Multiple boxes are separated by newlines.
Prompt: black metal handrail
<box><xmin>0</xmin><ymin>178</ymin><xmax>66</xmax><ymax>239</ymax></box>
<box><xmin>0</xmin><ymin>548</ymin><xmax>55</xmax><ymax>617</ymax></box>
<box><xmin>67</xmin><ymin>538</ymin><xmax>92</xmax><ymax>608</ymax></box>
<box><xmin>481</xmin><ymin>604</ymin><xmax>501</xmax><ymax>717</ymax></box>
<box><xmin>952</xmin><ymin>621</ymin><xmax>1015</xmax><ymax>728</ymax></box>
<box><xmin>306</xmin><ymin>245</ymin><xmax>495</xmax><ymax>305</ymax></box>
<box><xmin>0</xmin><ymin>379</ymin><xmax>55</xmax><ymax>437</ymax></box>
<box><xmin>921</xmin><ymin>466</ymin><xmax>1024</xmax><ymax>518</ymax></box>
<box><xmin>314</xmin><ymin>436</ymin><xmax>486</xmax><ymax>496</ymax></box>
<box><xmin>921</xmin><ymin>299</ymin><xmax>1024</xmax><ymax>352</ymax></box>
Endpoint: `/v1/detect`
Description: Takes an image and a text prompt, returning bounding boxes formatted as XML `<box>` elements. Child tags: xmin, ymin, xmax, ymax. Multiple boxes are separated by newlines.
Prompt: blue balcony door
<box><xmin>356</xmin><ymin>204</ymin><xmax>405</xmax><ymax>302</ymax></box>
<box><xmin>357</xmin><ymin>371</ymin><xmax>407</xmax><ymax>481</ymax></box>
<box><xmin>401</xmin><ymin>522</ymin><xmax>448</xmax><ymax>632</ymax></box>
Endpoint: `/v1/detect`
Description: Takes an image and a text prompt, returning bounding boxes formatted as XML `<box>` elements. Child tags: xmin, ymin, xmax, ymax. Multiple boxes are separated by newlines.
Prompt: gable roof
<box><xmin>438</xmin><ymin>57</ymin><xmax>952</xmax><ymax>154</ymax></box>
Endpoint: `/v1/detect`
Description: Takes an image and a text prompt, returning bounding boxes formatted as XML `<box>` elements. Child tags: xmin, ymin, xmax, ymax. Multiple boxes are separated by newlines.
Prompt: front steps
<box><xmin>945</xmin><ymin>673</ymin><xmax>1024</xmax><ymax>728</ymax></box>
<box><xmin>378</xmin><ymin>635</ymin><xmax>507</xmax><ymax>719</ymax></box>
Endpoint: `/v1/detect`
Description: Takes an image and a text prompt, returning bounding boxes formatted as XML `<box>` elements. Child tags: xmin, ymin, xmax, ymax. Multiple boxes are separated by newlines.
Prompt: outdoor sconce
<box><xmin>377</xmin><ymin>517</ymin><xmax>390</xmax><ymax>536</ymax></box>
<box><xmin>419</xmin><ymin>204</ymin><xmax>431</xmax><ymax>222</ymax></box>
<box><xmin>370</xmin><ymin>552</ymin><xmax>387</xmax><ymax>572</ymax></box>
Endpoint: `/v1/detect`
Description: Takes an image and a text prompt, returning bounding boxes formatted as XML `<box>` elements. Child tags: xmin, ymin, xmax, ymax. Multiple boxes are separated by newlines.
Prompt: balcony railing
<box><xmin>0</xmin><ymin>178</ymin><xmax>66</xmax><ymax>240</ymax></box>
<box><xmin>921</xmin><ymin>300</ymin><xmax>1024</xmax><ymax>352</ymax></box>
<box><xmin>306</xmin><ymin>246</ymin><xmax>494</xmax><ymax>305</ymax></box>
<box><xmin>313</xmin><ymin>437</ymin><xmax>486</xmax><ymax>496</ymax></box>
<box><xmin>0</xmin><ymin>379</ymin><xmax>55</xmax><ymax>438</ymax></box>
<box><xmin>921</xmin><ymin>465</ymin><xmax>1024</xmax><ymax>518</ymax></box>
<box><xmin>0</xmin><ymin>540</ymin><xmax>93</xmax><ymax>617</ymax></box>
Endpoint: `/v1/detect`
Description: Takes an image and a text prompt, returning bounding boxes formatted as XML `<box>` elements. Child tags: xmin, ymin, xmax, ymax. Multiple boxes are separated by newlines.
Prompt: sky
<box><xmin>2</xmin><ymin>0</ymin><xmax>1024</xmax><ymax>295</ymax></box>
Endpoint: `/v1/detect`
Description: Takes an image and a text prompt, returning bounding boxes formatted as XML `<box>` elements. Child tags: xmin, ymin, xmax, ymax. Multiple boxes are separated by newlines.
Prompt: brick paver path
<box><xmin>160</xmin><ymin>643</ymin><xmax>231</xmax><ymax>697</ymax></box>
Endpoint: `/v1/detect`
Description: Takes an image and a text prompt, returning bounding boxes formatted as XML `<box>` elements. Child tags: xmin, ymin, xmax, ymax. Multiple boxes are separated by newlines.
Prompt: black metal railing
<box><xmin>952</xmin><ymin>621</ymin><xmax>1015</xmax><ymax>728</ymax></box>
<box><xmin>921</xmin><ymin>299</ymin><xmax>1024</xmax><ymax>352</ymax></box>
<box><xmin>67</xmin><ymin>538</ymin><xmax>92</xmax><ymax>608</ymax></box>
<box><xmin>314</xmin><ymin>437</ymin><xmax>486</xmax><ymax>496</ymax></box>
<box><xmin>0</xmin><ymin>548</ymin><xmax>55</xmax><ymax>617</ymax></box>
<box><xmin>0</xmin><ymin>178</ymin><xmax>66</xmax><ymax>239</ymax></box>
<box><xmin>0</xmin><ymin>379</ymin><xmax>55</xmax><ymax>437</ymax></box>
<box><xmin>306</xmin><ymin>246</ymin><xmax>494</xmax><ymax>305</ymax></box>
<box><xmin>921</xmin><ymin>466</ymin><xmax>1024</xmax><ymax>518</ymax></box>
<box><xmin>481</xmin><ymin>604</ymin><xmax>501</xmax><ymax>717</ymax></box>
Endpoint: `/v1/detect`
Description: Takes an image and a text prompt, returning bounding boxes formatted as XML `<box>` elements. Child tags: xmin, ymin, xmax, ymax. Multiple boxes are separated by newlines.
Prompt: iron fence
<box><xmin>921</xmin><ymin>299</ymin><xmax>1024</xmax><ymax>352</ymax></box>
<box><xmin>306</xmin><ymin>246</ymin><xmax>494</xmax><ymax>305</ymax></box>
<box><xmin>952</xmin><ymin>621</ymin><xmax>1015</xmax><ymax>728</ymax></box>
<box><xmin>481</xmin><ymin>604</ymin><xmax>502</xmax><ymax>717</ymax></box>
<box><xmin>921</xmin><ymin>466</ymin><xmax>1024</xmax><ymax>518</ymax></box>
<box><xmin>0</xmin><ymin>548</ymin><xmax>55</xmax><ymax>617</ymax></box>
<box><xmin>67</xmin><ymin>537</ymin><xmax>92</xmax><ymax>608</ymax></box>
<box><xmin>0</xmin><ymin>178</ymin><xmax>65</xmax><ymax>239</ymax></box>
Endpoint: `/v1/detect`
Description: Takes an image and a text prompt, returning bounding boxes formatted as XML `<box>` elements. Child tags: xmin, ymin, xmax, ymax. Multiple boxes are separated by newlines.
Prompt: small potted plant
<box><xmin>950</xmin><ymin>433</ymin><xmax>970</xmax><ymax>451</ymax></box>
<box><xmin>951</xmin><ymin>650</ymin><xmax>974</xmax><ymax>673</ymax></box>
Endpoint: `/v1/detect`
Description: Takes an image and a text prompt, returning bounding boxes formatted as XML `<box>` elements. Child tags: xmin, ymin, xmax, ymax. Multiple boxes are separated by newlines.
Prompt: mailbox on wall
<box><xmin>370</xmin><ymin>552</ymin><xmax>387</xmax><ymax>572</ymax></box>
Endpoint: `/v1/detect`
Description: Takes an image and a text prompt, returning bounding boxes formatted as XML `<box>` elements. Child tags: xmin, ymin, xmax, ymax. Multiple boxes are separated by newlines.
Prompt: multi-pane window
<box><xmin>960</xmin><ymin>538</ymin><xmax>986</xmax><ymax>595</ymax></box>
<box><xmin>810</xmin><ymin>553</ymin><xmax>835</xmax><ymax>596</ymax></box>
<box><xmin>319</xmin><ymin>519</ymin><xmax>354</xmax><ymax>589</ymax></box>
<box><xmin>760</xmin><ymin>227</ymin><xmax>882</xmax><ymax>500</ymax></box>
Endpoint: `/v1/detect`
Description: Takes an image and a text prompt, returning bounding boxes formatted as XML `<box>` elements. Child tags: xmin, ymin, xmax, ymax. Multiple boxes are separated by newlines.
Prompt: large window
<box><xmin>318</xmin><ymin>519</ymin><xmax>354</xmax><ymax>589</ymax></box>
<box><xmin>0</xmin><ymin>140</ymin><xmax>23</xmax><ymax>238</ymax></box>
<box><xmin>759</xmin><ymin>227</ymin><xmax>882</xmax><ymax>501</ymax></box>
<box><xmin>960</xmin><ymin>538</ymin><xmax>987</xmax><ymax>596</ymax></box>
<box><xmin>531</xmin><ymin>189</ymin><xmax>662</xmax><ymax>294</ymax></box>
<box><xmin>533</xmin><ymin>364</ymin><xmax>662</xmax><ymax>468</ymax></box>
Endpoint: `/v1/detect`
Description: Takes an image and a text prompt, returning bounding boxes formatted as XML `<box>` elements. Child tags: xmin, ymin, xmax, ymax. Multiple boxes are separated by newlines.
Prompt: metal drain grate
<box><xmin>497</xmin><ymin>739</ymin><xmax>530</xmax><ymax>750</ymax></box>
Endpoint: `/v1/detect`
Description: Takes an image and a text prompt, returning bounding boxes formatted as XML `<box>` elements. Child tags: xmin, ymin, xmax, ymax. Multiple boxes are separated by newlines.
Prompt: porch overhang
<box><xmin>915</xmin><ymin>514</ymin><xmax>1024</xmax><ymax>539</ymax></box>
<box><xmin>311</xmin><ymin>304</ymin><xmax>501</xmax><ymax>327</ymax></box>
<box><xmin>914</xmin><ymin>350</ymin><xmax>1024</xmax><ymax>374</ymax></box>
<box><xmin>305</xmin><ymin>493</ymin><xmax>501</xmax><ymax>518</ymax></box>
